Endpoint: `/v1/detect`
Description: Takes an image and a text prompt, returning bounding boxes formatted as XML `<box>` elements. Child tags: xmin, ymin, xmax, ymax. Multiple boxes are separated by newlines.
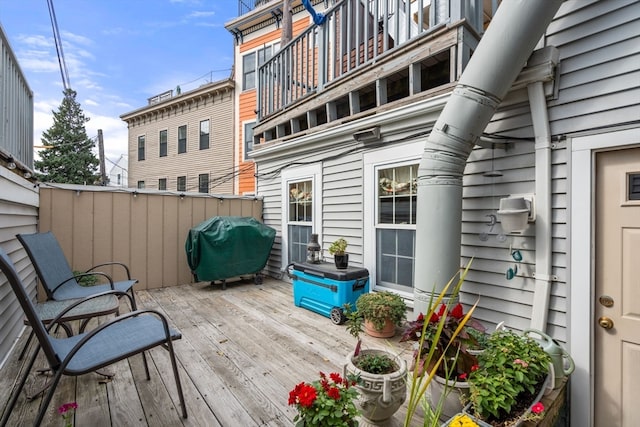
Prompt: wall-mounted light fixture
<box><xmin>7</xmin><ymin>156</ymin><xmax>17</xmax><ymax>170</ymax></box>
<box><xmin>23</xmin><ymin>172</ymin><xmax>32</xmax><ymax>179</ymax></box>
<box><xmin>353</xmin><ymin>126</ymin><xmax>380</xmax><ymax>143</ymax></box>
<box><xmin>497</xmin><ymin>194</ymin><xmax>535</xmax><ymax>233</ymax></box>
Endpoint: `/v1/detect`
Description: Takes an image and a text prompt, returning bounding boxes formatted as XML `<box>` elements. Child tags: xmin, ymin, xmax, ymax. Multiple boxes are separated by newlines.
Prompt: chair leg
<box><xmin>166</xmin><ymin>340</ymin><xmax>188</xmax><ymax>419</ymax></box>
<box><xmin>141</xmin><ymin>351</ymin><xmax>151</xmax><ymax>380</ymax></box>
<box><xmin>34</xmin><ymin>367</ymin><xmax>66</xmax><ymax>427</ymax></box>
<box><xmin>0</xmin><ymin>345</ymin><xmax>41</xmax><ymax>427</ymax></box>
<box><xmin>17</xmin><ymin>330</ymin><xmax>34</xmax><ymax>361</ymax></box>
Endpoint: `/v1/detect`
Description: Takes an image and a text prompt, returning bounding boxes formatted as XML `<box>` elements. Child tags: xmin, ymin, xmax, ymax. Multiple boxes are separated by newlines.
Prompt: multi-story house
<box><xmin>227</xmin><ymin>1</ymin><xmax>640</xmax><ymax>425</ymax></box>
<box><xmin>121</xmin><ymin>78</ymin><xmax>235</xmax><ymax>194</ymax></box>
<box><xmin>225</xmin><ymin>0</ymin><xmax>327</xmax><ymax>195</ymax></box>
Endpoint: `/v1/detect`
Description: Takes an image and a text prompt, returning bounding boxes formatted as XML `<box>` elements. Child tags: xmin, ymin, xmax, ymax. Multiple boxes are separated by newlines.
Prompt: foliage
<box><xmin>73</xmin><ymin>271</ymin><xmax>99</xmax><ymax>287</ymax></box>
<box><xmin>58</xmin><ymin>401</ymin><xmax>77</xmax><ymax>427</ymax></box>
<box><xmin>288</xmin><ymin>371</ymin><xmax>360</xmax><ymax>427</ymax></box>
<box><xmin>400</xmin><ymin>302</ymin><xmax>486</xmax><ymax>381</ymax></box>
<box><xmin>402</xmin><ymin>260</ymin><xmax>478</xmax><ymax>427</ymax></box>
<box><xmin>345</xmin><ymin>291</ymin><xmax>407</xmax><ymax>335</ymax></box>
<box><xmin>34</xmin><ymin>89</ymin><xmax>100</xmax><ymax>184</ymax></box>
<box><xmin>467</xmin><ymin>330</ymin><xmax>551</xmax><ymax>422</ymax></box>
<box><xmin>352</xmin><ymin>351</ymin><xmax>399</xmax><ymax>375</ymax></box>
<box><xmin>328</xmin><ymin>238</ymin><xmax>348</xmax><ymax>255</ymax></box>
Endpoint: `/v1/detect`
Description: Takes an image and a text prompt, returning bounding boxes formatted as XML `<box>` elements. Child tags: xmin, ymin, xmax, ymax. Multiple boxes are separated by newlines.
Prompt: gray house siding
<box><xmin>0</xmin><ymin>171</ymin><xmax>38</xmax><ymax>367</ymax></box>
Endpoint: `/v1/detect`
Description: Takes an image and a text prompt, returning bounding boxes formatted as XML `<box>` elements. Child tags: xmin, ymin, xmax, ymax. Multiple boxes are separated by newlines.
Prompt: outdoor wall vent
<box><xmin>353</xmin><ymin>126</ymin><xmax>380</xmax><ymax>143</ymax></box>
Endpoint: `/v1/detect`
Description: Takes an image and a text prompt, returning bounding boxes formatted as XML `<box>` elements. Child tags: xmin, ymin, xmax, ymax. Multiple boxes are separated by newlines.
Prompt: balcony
<box><xmin>253</xmin><ymin>0</ymin><xmax>499</xmax><ymax>145</ymax></box>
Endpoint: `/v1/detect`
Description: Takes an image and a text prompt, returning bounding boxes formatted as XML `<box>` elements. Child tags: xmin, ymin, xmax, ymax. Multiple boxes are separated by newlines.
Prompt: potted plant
<box><xmin>343</xmin><ymin>302</ymin><xmax>408</xmax><ymax>426</ymax></box>
<box><xmin>400</xmin><ymin>302</ymin><xmax>486</xmax><ymax>420</ymax></box>
<box><xmin>288</xmin><ymin>371</ymin><xmax>360</xmax><ymax>427</ymax></box>
<box><xmin>466</xmin><ymin>329</ymin><xmax>551</xmax><ymax>426</ymax></box>
<box><xmin>346</xmin><ymin>291</ymin><xmax>407</xmax><ymax>338</ymax></box>
<box><xmin>328</xmin><ymin>237</ymin><xmax>349</xmax><ymax>269</ymax></box>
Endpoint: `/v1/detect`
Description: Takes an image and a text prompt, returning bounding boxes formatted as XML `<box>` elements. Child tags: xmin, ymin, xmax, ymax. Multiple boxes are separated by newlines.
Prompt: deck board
<box><xmin>0</xmin><ymin>278</ymin><xmax>424</xmax><ymax>426</ymax></box>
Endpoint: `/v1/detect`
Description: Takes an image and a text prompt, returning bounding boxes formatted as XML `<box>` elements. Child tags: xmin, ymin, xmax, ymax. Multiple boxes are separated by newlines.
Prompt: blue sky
<box><xmin>0</xmin><ymin>0</ymin><xmax>238</xmax><ymax>165</ymax></box>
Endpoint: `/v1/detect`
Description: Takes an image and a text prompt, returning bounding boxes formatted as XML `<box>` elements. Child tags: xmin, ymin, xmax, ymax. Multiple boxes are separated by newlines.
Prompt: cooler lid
<box><xmin>291</xmin><ymin>261</ymin><xmax>369</xmax><ymax>281</ymax></box>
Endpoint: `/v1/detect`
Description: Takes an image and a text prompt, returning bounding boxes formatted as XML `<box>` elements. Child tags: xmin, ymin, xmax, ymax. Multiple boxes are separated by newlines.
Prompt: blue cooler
<box><xmin>290</xmin><ymin>262</ymin><xmax>369</xmax><ymax>324</ymax></box>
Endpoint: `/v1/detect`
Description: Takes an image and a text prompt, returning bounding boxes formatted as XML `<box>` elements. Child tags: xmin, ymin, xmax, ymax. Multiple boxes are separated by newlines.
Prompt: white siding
<box><xmin>0</xmin><ymin>169</ymin><xmax>38</xmax><ymax>367</ymax></box>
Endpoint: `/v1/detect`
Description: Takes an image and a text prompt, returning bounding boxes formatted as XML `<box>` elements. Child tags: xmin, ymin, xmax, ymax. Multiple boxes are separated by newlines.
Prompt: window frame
<box><xmin>198</xmin><ymin>173</ymin><xmax>209</xmax><ymax>193</ymax></box>
<box><xmin>242</xmin><ymin>43</ymin><xmax>280</xmax><ymax>91</ymax></box>
<box><xmin>281</xmin><ymin>164</ymin><xmax>322</xmax><ymax>269</ymax></box>
<box><xmin>158</xmin><ymin>178</ymin><xmax>167</xmax><ymax>190</ymax></box>
<box><xmin>178</xmin><ymin>125</ymin><xmax>187</xmax><ymax>154</ymax></box>
<box><xmin>363</xmin><ymin>141</ymin><xmax>423</xmax><ymax>296</ymax></box>
<box><xmin>243</xmin><ymin>121</ymin><xmax>255</xmax><ymax>161</ymax></box>
<box><xmin>137</xmin><ymin>135</ymin><xmax>145</xmax><ymax>161</ymax></box>
<box><xmin>199</xmin><ymin>120</ymin><xmax>210</xmax><ymax>150</ymax></box>
<box><xmin>177</xmin><ymin>176</ymin><xmax>186</xmax><ymax>192</ymax></box>
<box><xmin>159</xmin><ymin>129</ymin><xmax>168</xmax><ymax>157</ymax></box>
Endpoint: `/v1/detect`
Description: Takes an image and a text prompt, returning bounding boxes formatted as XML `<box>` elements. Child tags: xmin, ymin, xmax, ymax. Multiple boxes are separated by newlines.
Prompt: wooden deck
<box><xmin>0</xmin><ymin>278</ymin><xmax>423</xmax><ymax>426</ymax></box>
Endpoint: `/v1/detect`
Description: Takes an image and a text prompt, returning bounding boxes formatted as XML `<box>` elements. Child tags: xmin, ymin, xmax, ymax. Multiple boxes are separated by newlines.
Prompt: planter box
<box><xmin>290</xmin><ymin>262</ymin><xmax>369</xmax><ymax>324</ymax></box>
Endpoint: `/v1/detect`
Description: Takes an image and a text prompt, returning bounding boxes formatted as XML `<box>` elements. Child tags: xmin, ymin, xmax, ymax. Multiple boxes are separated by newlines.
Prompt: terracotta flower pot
<box><xmin>364</xmin><ymin>318</ymin><xmax>396</xmax><ymax>338</ymax></box>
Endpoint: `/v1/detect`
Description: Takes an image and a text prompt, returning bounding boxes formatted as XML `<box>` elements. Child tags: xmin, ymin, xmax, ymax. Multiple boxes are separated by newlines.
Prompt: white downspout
<box><xmin>413</xmin><ymin>0</ymin><xmax>564</xmax><ymax>314</ymax></box>
<box><xmin>528</xmin><ymin>81</ymin><xmax>555</xmax><ymax>332</ymax></box>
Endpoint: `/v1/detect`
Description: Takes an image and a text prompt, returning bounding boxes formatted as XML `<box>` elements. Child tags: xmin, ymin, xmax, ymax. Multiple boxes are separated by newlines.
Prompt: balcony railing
<box><xmin>0</xmin><ymin>25</ymin><xmax>34</xmax><ymax>169</ymax></box>
<box><xmin>257</xmin><ymin>0</ymin><xmax>469</xmax><ymax>122</ymax></box>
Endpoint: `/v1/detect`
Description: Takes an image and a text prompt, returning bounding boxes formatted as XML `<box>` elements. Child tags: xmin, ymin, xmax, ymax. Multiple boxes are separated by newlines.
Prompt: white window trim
<box><xmin>364</xmin><ymin>141</ymin><xmax>423</xmax><ymax>296</ymax></box>
<box><xmin>242</xmin><ymin>120</ymin><xmax>255</xmax><ymax>161</ymax></box>
<box><xmin>281</xmin><ymin>163</ymin><xmax>322</xmax><ymax>271</ymax></box>
<box><xmin>569</xmin><ymin>127</ymin><xmax>640</xmax><ymax>427</ymax></box>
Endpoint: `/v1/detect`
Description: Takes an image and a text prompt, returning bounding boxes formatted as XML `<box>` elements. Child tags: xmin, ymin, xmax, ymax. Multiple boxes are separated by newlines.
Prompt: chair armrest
<box><xmin>51</xmin><ymin>272</ymin><xmax>115</xmax><ymax>296</ymax></box>
<box><xmin>45</xmin><ymin>290</ymin><xmax>133</xmax><ymax>332</ymax></box>
<box><xmin>86</xmin><ymin>262</ymin><xmax>132</xmax><ymax>280</ymax></box>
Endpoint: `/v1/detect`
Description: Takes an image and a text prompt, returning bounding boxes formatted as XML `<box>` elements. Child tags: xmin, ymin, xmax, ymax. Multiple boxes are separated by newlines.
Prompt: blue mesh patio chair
<box><xmin>0</xmin><ymin>248</ymin><xmax>187</xmax><ymax>426</ymax></box>
<box><xmin>17</xmin><ymin>231</ymin><xmax>138</xmax><ymax>306</ymax></box>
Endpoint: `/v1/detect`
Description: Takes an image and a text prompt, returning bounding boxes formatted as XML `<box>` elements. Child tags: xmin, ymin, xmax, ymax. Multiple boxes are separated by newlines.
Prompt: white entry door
<box><xmin>594</xmin><ymin>147</ymin><xmax>640</xmax><ymax>427</ymax></box>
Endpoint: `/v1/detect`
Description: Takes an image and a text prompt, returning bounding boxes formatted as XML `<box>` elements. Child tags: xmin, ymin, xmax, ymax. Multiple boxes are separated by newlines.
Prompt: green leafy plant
<box><xmin>351</xmin><ymin>352</ymin><xmax>399</xmax><ymax>375</ymax></box>
<box><xmin>467</xmin><ymin>330</ymin><xmax>551</xmax><ymax>423</ymax></box>
<box><xmin>328</xmin><ymin>238</ymin><xmax>348</xmax><ymax>255</ymax></box>
<box><xmin>400</xmin><ymin>302</ymin><xmax>486</xmax><ymax>381</ymax></box>
<box><xmin>345</xmin><ymin>291</ymin><xmax>407</xmax><ymax>334</ymax></box>
<box><xmin>288</xmin><ymin>371</ymin><xmax>360</xmax><ymax>427</ymax></box>
<box><xmin>73</xmin><ymin>271</ymin><xmax>98</xmax><ymax>287</ymax></box>
<box><xmin>402</xmin><ymin>260</ymin><xmax>479</xmax><ymax>427</ymax></box>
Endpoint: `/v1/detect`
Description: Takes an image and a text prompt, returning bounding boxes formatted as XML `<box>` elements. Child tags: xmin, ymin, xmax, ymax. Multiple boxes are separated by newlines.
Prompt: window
<box><xmin>178</xmin><ymin>125</ymin><xmax>187</xmax><ymax>154</ymax></box>
<box><xmin>137</xmin><ymin>135</ymin><xmax>145</xmax><ymax>161</ymax></box>
<box><xmin>137</xmin><ymin>181</ymin><xmax>145</xmax><ymax>189</ymax></box>
<box><xmin>376</xmin><ymin>163</ymin><xmax>419</xmax><ymax>292</ymax></box>
<box><xmin>116</xmin><ymin>173</ymin><xmax>121</xmax><ymax>185</ymax></box>
<box><xmin>198</xmin><ymin>173</ymin><xmax>209</xmax><ymax>193</ymax></box>
<box><xmin>199</xmin><ymin>120</ymin><xmax>210</xmax><ymax>150</ymax></box>
<box><xmin>159</xmin><ymin>130</ymin><xmax>167</xmax><ymax>157</ymax></box>
<box><xmin>244</xmin><ymin>122</ymin><xmax>255</xmax><ymax>160</ymax></box>
<box><xmin>242</xmin><ymin>44</ymin><xmax>279</xmax><ymax>90</ymax></box>
<box><xmin>287</xmin><ymin>179</ymin><xmax>313</xmax><ymax>263</ymax></box>
<box><xmin>177</xmin><ymin>176</ymin><xmax>186</xmax><ymax>192</ymax></box>
<box><xmin>158</xmin><ymin>178</ymin><xmax>167</xmax><ymax>190</ymax></box>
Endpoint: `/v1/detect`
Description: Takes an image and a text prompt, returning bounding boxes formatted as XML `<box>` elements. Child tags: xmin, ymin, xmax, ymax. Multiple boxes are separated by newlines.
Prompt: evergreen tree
<box><xmin>34</xmin><ymin>89</ymin><xmax>100</xmax><ymax>184</ymax></box>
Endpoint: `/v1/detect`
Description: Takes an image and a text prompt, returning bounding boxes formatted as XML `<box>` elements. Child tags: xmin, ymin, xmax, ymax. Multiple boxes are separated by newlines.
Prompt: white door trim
<box><xmin>570</xmin><ymin>126</ymin><xmax>640</xmax><ymax>427</ymax></box>
<box><xmin>281</xmin><ymin>163</ymin><xmax>323</xmax><ymax>271</ymax></box>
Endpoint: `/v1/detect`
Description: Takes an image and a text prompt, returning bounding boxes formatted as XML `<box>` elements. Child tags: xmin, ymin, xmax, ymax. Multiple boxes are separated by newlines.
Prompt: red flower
<box><xmin>437</xmin><ymin>304</ymin><xmax>447</xmax><ymax>316</ymax></box>
<box><xmin>458</xmin><ymin>372</ymin><xmax>468</xmax><ymax>380</ymax></box>
<box><xmin>416</xmin><ymin>313</ymin><xmax>425</xmax><ymax>321</ymax></box>
<box><xmin>327</xmin><ymin>387</ymin><xmax>341</xmax><ymax>400</ymax></box>
<box><xmin>450</xmin><ymin>303</ymin><xmax>464</xmax><ymax>319</ymax></box>
<box><xmin>531</xmin><ymin>402</ymin><xmax>545</xmax><ymax>414</ymax></box>
<box><xmin>429</xmin><ymin>312</ymin><xmax>440</xmax><ymax>323</ymax></box>
<box><xmin>58</xmin><ymin>402</ymin><xmax>78</xmax><ymax>414</ymax></box>
<box><xmin>329</xmin><ymin>372</ymin><xmax>343</xmax><ymax>384</ymax></box>
<box><xmin>471</xmin><ymin>364</ymin><xmax>479</xmax><ymax>372</ymax></box>
<box><xmin>296</xmin><ymin>384</ymin><xmax>318</xmax><ymax>408</ymax></box>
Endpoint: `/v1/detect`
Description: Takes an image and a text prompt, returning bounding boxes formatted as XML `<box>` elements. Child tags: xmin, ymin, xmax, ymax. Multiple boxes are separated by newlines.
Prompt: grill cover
<box><xmin>185</xmin><ymin>216</ymin><xmax>275</xmax><ymax>281</ymax></box>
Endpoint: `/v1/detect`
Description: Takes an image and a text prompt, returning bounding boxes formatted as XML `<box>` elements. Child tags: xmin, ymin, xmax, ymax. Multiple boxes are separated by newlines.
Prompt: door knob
<box><xmin>598</xmin><ymin>316</ymin><xmax>614</xmax><ymax>330</ymax></box>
